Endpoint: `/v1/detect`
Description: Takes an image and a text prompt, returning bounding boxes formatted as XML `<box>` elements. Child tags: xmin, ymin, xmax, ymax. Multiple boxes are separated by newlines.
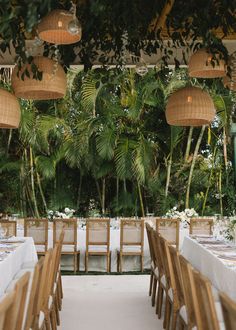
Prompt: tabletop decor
<box><xmin>47</xmin><ymin>207</ymin><xmax>75</xmax><ymax>221</ymax></box>
<box><xmin>224</xmin><ymin>217</ymin><xmax>236</xmax><ymax>243</ymax></box>
<box><xmin>165</xmin><ymin>206</ymin><xmax>199</xmax><ymax>228</ymax></box>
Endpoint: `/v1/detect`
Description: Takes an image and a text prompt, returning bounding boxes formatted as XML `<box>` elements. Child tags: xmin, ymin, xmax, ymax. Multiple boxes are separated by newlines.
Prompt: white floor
<box><xmin>58</xmin><ymin>275</ymin><xmax>164</xmax><ymax>330</ymax></box>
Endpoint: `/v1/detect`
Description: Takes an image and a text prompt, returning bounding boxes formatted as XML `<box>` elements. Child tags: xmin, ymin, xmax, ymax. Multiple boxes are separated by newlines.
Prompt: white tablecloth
<box><xmin>0</xmin><ymin>237</ymin><xmax>37</xmax><ymax>295</ymax></box>
<box><xmin>18</xmin><ymin>226</ymin><xmax>189</xmax><ymax>272</ymax></box>
<box><xmin>182</xmin><ymin>236</ymin><xmax>236</xmax><ymax>301</ymax></box>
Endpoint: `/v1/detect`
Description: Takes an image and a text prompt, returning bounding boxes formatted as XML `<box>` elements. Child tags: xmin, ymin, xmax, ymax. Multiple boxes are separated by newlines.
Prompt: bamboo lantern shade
<box><xmin>38</xmin><ymin>9</ymin><xmax>82</xmax><ymax>45</ymax></box>
<box><xmin>0</xmin><ymin>89</ymin><xmax>20</xmax><ymax>128</ymax></box>
<box><xmin>188</xmin><ymin>48</ymin><xmax>226</xmax><ymax>78</ymax></box>
<box><xmin>166</xmin><ymin>86</ymin><xmax>215</xmax><ymax>127</ymax></box>
<box><xmin>11</xmin><ymin>56</ymin><xmax>67</xmax><ymax>100</ymax></box>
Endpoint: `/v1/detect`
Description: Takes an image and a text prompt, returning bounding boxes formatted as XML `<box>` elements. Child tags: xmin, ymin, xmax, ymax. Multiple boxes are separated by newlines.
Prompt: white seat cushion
<box><xmin>168</xmin><ymin>288</ymin><xmax>173</xmax><ymax>301</ymax></box>
<box><xmin>154</xmin><ymin>267</ymin><xmax>159</xmax><ymax>278</ymax></box>
<box><xmin>179</xmin><ymin>305</ymin><xmax>187</xmax><ymax>324</ymax></box>
<box><xmin>36</xmin><ymin>245</ymin><xmax>47</xmax><ymax>253</ymax></box>
<box><xmin>21</xmin><ymin>260</ymin><xmax>37</xmax><ymax>269</ymax></box>
<box><xmin>212</xmin><ymin>285</ymin><xmax>219</xmax><ymax>301</ymax></box>
<box><xmin>120</xmin><ymin>246</ymin><xmax>141</xmax><ymax>253</ymax></box>
<box><xmin>215</xmin><ymin>302</ymin><xmax>224</xmax><ymax>323</ymax></box>
<box><xmin>160</xmin><ymin>274</ymin><xmax>166</xmax><ymax>288</ymax></box>
<box><xmin>61</xmin><ymin>245</ymin><xmax>77</xmax><ymax>252</ymax></box>
<box><xmin>88</xmin><ymin>246</ymin><xmax>108</xmax><ymax>252</ymax></box>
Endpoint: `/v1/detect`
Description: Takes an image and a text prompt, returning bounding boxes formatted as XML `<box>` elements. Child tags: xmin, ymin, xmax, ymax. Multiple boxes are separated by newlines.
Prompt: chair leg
<box><xmin>109</xmin><ymin>251</ymin><xmax>111</xmax><ymax>272</ymax></box>
<box><xmin>151</xmin><ymin>278</ymin><xmax>157</xmax><ymax>307</ymax></box>
<box><xmin>149</xmin><ymin>272</ymin><xmax>154</xmax><ymax>296</ymax></box>
<box><xmin>107</xmin><ymin>254</ymin><xmax>109</xmax><ymax>273</ymax></box>
<box><xmin>164</xmin><ymin>298</ymin><xmax>171</xmax><ymax>330</ymax></box>
<box><xmin>157</xmin><ymin>286</ymin><xmax>164</xmax><ymax>318</ymax></box>
<box><xmin>74</xmin><ymin>254</ymin><xmax>77</xmax><ymax>274</ymax></box>
<box><xmin>120</xmin><ymin>253</ymin><xmax>123</xmax><ymax>273</ymax></box>
<box><xmin>85</xmin><ymin>253</ymin><xmax>88</xmax><ymax>273</ymax></box>
<box><xmin>117</xmin><ymin>252</ymin><xmax>119</xmax><ymax>272</ymax></box>
<box><xmin>77</xmin><ymin>253</ymin><xmax>80</xmax><ymax>272</ymax></box>
<box><xmin>171</xmin><ymin>308</ymin><xmax>178</xmax><ymax>330</ymax></box>
<box><xmin>141</xmin><ymin>254</ymin><xmax>144</xmax><ymax>272</ymax></box>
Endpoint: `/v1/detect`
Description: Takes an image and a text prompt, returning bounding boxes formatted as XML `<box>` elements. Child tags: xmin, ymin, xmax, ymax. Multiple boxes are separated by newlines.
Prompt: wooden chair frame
<box><xmin>53</xmin><ymin>218</ymin><xmax>80</xmax><ymax>274</ymax></box>
<box><xmin>156</xmin><ymin>218</ymin><xmax>180</xmax><ymax>250</ymax></box>
<box><xmin>85</xmin><ymin>218</ymin><xmax>111</xmax><ymax>273</ymax></box>
<box><xmin>192</xmin><ymin>269</ymin><xmax>220</xmax><ymax>330</ymax></box>
<box><xmin>219</xmin><ymin>292</ymin><xmax>236</xmax><ymax>330</ymax></box>
<box><xmin>117</xmin><ymin>219</ymin><xmax>144</xmax><ymax>273</ymax></box>
<box><xmin>189</xmin><ymin>217</ymin><xmax>214</xmax><ymax>236</ymax></box>
<box><xmin>24</xmin><ymin>218</ymin><xmax>48</xmax><ymax>256</ymax></box>
<box><xmin>0</xmin><ymin>220</ymin><xmax>17</xmax><ymax>237</ymax></box>
<box><xmin>0</xmin><ymin>291</ymin><xmax>16</xmax><ymax>330</ymax></box>
<box><xmin>145</xmin><ymin>223</ymin><xmax>155</xmax><ymax>297</ymax></box>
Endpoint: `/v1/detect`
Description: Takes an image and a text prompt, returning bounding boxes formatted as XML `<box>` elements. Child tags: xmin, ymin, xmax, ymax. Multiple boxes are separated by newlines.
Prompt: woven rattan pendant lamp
<box><xmin>11</xmin><ymin>56</ymin><xmax>67</xmax><ymax>100</ymax></box>
<box><xmin>0</xmin><ymin>89</ymin><xmax>20</xmax><ymax>128</ymax></box>
<box><xmin>166</xmin><ymin>86</ymin><xmax>215</xmax><ymax>127</ymax></box>
<box><xmin>188</xmin><ymin>48</ymin><xmax>226</xmax><ymax>78</ymax></box>
<box><xmin>38</xmin><ymin>7</ymin><xmax>82</xmax><ymax>45</ymax></box>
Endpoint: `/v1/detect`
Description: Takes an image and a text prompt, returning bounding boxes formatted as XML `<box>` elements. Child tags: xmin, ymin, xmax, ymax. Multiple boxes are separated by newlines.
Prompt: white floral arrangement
<box><xmin>165</xmin><ymin>207</ymin><xmax>199</xmax><ymax>228</ymax></box>
<box><xmin>47</xmin><ymin>207</ymin><xmax>75</xmax><ymax>221</ymax></box>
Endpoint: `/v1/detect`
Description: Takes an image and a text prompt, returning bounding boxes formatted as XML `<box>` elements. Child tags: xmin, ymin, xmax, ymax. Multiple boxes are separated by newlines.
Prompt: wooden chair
<box><xmin>0</xmin><ymin>290</ymin><xmax>16</xmax><ymax>330</ymax></box>
<box><xmin>24</xmin><ymin>218</ymin><xmax>48</xmax><ymax>256</ymax></box>
<box><xmin>150</xmin><ymin>230</ymin><xmax>162</xmax><ymax>309</ymax></box>
<box><xmin>53</xmin><ymin>218</ymin><xmax>79</xmax><ymax>273</ymax></box>
<box><xmin>85</xmin><ymin>218</ymin><xmax>111</xmax><ymax>273</ymax></box>
<box><xmin>0</xmin><ymin>220</ymin><xmax>17</xmax><ymax>236</ymax></box>
<box><xmin>13</xmin><ymin>272</ymin><xmax>31</xmax><ymax>330</ymax></box>
<box><xmin>145</xmin><ymin>223</ymin><xmax>156</xmax><ymax>297</ymax></box>
<box><xmin>117</xmin><ymin>219</ymin><xmax>144</xmax><ymax>273</ymax></box>
<box><xmin>178</xmin><ymin>255</ymin><xmax>201</xmax><ymax>330</ymax></box>
<box><xmin>192</xmin><ymin>269</ymin><xmax>224</xmax><ymax>330</ymax></box>
<box><xmin>156</xmin><ymin>218</ymin><xmax>180</xmax><ymax>250</ymax></box>
<box><xmin>189</xmin><ymin>217</ymin><xmax>213</xmax><ymax>236</ymax></box>
<box><xmin>168</xmin><ymin>245</ymin><xmax>186</xmax><ymax>329</ymax></box>
<box><xmin>219</xmin><ymin>292</ymin><xmax>236</xmax><ymax>330</ymax></box>
<box><xmin>163</xmin><ymin>241</ymin><xmax>182</xmax><ymax>330</ymax></box>
<box><xmin>24</xmin><ymin>257</ymin><xmax>45</xmax><ymax>330</ymax></box>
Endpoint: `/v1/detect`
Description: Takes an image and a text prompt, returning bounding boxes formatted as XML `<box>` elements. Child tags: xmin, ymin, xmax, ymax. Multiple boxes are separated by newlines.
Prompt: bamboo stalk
<box><xmin>185</xmin><ymin>126</ymin><xmax>206</xmax><ymax>209</ymax></box>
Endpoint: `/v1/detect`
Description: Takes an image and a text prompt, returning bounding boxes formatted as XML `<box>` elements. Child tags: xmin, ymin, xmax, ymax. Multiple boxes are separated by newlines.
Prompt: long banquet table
<box><xmin>0</xmin><ymin>237</ymin><xmax>37</xmax><ymax>295</ymax></box>
<box><xmin>182</xmin><ymin>236</ymin><xmax>236</xmax><ymax>301</ymax></box>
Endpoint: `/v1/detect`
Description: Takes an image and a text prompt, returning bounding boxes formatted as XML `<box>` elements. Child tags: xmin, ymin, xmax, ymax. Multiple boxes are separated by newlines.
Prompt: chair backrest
<box><xmin>192</xmin><ymin>269</ymin><xmax>220</xmax><ymax>330</ymax></box>
<box><xmin>0</xmin><ymin>291</ymin><xmax>16</xmax><ymax>330</ymax></box>
<box><xmin>219</xmin><ymin>292</ymin><xmax>236</xmax><ymax>330</ymax></box>
<box><xmin>178</xmin><ymin>255</ymin><xmax>200</xmax><ymax>329</ymax></box>
<box><xmin>145</xmin><ymin>223</ymin><xmax>155</xmax><ymax>264</ymax></box>
<box><xmin>24</xmin><ymin>257</ymin><xmax>44</xmax><ymax>330</ymax></box>
<box><xmin>159</xmin><ymin>235</ymin><xmax>171</xmax><ymax>285</ymax></box>
<box><xmin>0</xmin><ymin>220</ymin><xmax>17</xmax><ymax>236</ymax></box>
<box><xmin>36</xmin><ymin>249</ymin><xmax>52</xmax><ymax>316</ymax></box>
<box><xmin>151</xmin><ymin>230</ymin><xmax>164</xmax><ymax>274</ymax></box>
<box><xmin>156</xmin><ymin>218</ymin><xmax>180</xmax><ymax>249</ymax></box>
<box><xmin>86</xmin><ymin>219</ymin><xmax>110</xmax><ymax>251</ymax></box>
<box><xmin>168</xmin><ymin>245</ymin><xmax>185</xmax><ymax>306</ymax></box>
<box><xmin>53</xmin><ymin>218</ymin><xmax>77</xmax><ymax>250</ymax></box>
<box><xmin>120</xmin><ymin>219</ymin><xmax>144</xmax><ymax>248</ymax></box>
<box><xmin>24</xmin><ymin>218</ymin><xmax>48</xmax><ymax>249</ymax></box>
<box><xmin>13</xmin><ymin>272</ymin><xmax>31</xmax><ymax>330</ymax></box>
<box><xmin>189</xmin><ymin>218</ymin><xmax>213</xmax><ymax>236</ymax></box>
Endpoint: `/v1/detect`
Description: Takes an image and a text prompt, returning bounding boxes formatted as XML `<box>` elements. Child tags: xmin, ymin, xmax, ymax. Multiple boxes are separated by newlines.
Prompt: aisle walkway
<box><xmin>58</xmin><ymin>275</ymin><xmax>163</xmax><ymax>330</ymax></box>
